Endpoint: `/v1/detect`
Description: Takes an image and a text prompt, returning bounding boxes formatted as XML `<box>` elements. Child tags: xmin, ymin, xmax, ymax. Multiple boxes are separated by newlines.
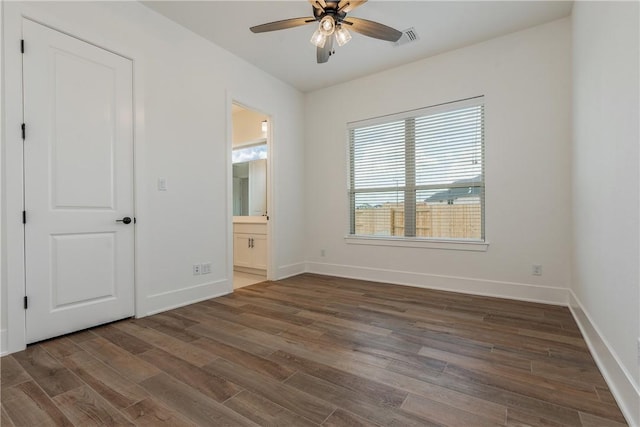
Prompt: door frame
<box><xmin>2</xmin><ymin>4</ymin><xmax>146</xmax><ymax>355</ymax></box>
<box><xmin>226</xmin><ymin>94</ymin><xmax>276</xmax><ymax>286</ymax></box>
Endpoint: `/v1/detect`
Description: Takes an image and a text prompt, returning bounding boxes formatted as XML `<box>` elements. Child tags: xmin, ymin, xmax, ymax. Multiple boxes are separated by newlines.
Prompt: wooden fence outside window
<box><xmin>354</xmin><ymin>203</ymin><xmax>481</xmax><ymax>239</ymax></box>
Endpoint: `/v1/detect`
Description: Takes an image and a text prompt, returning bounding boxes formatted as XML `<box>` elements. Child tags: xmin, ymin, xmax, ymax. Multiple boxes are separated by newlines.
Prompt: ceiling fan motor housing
<box><xmin>313</xmin><ymin>2</ymin><xmax>347</xmax><ymax>24</ymax></box>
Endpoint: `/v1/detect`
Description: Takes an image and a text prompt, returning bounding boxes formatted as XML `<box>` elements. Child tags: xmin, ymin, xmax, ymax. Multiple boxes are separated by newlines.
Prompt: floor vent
<box><xmin>394</xmin><ymin>27</ymin><xmax>420</xmax><ymax>46</ymax></box>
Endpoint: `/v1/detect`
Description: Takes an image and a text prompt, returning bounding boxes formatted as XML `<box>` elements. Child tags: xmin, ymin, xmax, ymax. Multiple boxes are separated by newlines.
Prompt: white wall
<box><xmin>305</xmin><ymin>18</ymin><xmax>572</xmax><ymax>302</ymax></box>
<box><xmin>571</xmin><ymin>2</ymin><xmax>640</xmax><ymax>424</ymax></box>
<box><xmin>1</xmin><ymin>1</ymin><xmax>305</xmax><ymax>354</ymax></box>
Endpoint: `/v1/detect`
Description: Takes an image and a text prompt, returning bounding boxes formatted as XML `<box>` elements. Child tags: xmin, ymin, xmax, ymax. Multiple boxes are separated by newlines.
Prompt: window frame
<box><xmin>346</xmin><ymin>96</ymin><xmax>488</xmax><ymax>251</ymax></box>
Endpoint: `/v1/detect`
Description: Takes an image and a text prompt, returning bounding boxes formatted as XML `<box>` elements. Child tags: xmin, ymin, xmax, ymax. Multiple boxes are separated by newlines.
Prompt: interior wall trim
<box><xmin>568</xmin><ymin>290</ymin><xmax>640</xmax><ymax>427</ymax></box>
<box><xmin>275</xmin><ymin>262</ymin><xmax>307</xmax><ymax>281</ymax></box>
<box><xmin>305</xmin><ymin>261</ymin><xmax>569</xmax><ymax>305</ymax></box>
<box><xmin>0</xmin><ymin>329</ymin><xmax>7</xmax><ymax>357</ymax></box>
<box><xmin>142</xmin><ymin>279</ymin><xmax>230</xmax><ymax>317</ymax></box>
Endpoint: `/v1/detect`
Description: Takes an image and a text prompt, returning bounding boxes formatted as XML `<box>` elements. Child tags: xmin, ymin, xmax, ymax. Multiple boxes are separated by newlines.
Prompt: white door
<box><xmin>23</xmin><ymin>20</ymin><xmax>135</xmax><ymax>343</ymax></box>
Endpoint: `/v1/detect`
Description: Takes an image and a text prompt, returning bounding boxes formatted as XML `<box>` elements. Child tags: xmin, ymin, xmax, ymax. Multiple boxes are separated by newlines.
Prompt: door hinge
<box><xmin>20</xmin><ymin>39</ymin><xmax>24</xmax><ymax>54</ymax></box>
<box><xmin>21</xmin><ymin>123</ymin><xmax>26</xmax><ymax>140</ymax></box>
<box><xmin>22</xmin><ymin>210</ymin><xmax>26</xmax><ymax>224</ymax></box>
<box><xmin>23</xmin><ymin>296</ymin><xmax>28</xmax><ymax>310</ymax></box>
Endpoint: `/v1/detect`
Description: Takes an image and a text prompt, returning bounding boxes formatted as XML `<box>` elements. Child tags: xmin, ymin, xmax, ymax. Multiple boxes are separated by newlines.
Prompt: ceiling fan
<box><xmin>250</xmin><ymin>0</ymin><xmax>403</xmax><ymax>64</ymax></box>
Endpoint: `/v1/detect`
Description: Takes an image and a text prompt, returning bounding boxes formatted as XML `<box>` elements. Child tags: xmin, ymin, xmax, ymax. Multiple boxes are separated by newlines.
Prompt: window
<box><xmin>348</xmin><ymin>97</ymin><xmax>485</xmax><ymax>243</ymax></box>
<box><xmin>232</xmin><ymin>143</ymin><xmax>267</xmax><ymax>164</ymax></box>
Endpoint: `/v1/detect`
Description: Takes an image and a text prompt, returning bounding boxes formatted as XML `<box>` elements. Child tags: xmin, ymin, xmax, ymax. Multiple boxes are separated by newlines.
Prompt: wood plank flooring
<box><xmin>1</xmin><ymin>274</ymin><xmax>628</xmax><ymax>426</ymax></box>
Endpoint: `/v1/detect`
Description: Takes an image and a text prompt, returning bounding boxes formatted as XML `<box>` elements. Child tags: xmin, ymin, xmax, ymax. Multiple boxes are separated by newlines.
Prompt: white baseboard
<box><xmin>275</xmin><ymin>262</ymin><xmax>306</xmax><ymax>281</ymax></box>
<box><xmin>141</xmin><ymin>279</ymin><xmax>231</xmax><ymax>317</ymax></box>
<box><xmin>568</xmin><ymin>290</ymin><xmax>639</xmax><ymax>427</ymax></box>
<box><xmin>0</xmin><ymin>329</ymin><xmax>7</xmax><ymax>356</ymax></box>
<box><xmin>305</xmin><ymin>261</ymin><xmax>569</xmax><ymax>305</ymax></box>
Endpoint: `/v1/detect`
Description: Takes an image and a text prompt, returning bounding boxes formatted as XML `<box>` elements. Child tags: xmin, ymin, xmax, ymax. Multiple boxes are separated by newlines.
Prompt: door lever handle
<box><xmin>116</xmin><ymin>217</ymin><xmax>132</xmax><ymax>224</ymax></box>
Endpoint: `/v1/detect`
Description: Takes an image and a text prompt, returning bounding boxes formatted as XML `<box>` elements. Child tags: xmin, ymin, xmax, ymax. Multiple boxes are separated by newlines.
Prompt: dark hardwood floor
<box><xmin>1</xmin><ymin>274</ymin><xmax>628</xmax><ymax>426</ymax></box>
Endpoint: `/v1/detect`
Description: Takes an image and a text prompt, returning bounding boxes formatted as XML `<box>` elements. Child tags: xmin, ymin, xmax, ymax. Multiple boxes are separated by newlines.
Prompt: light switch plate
<box><xmin>201</xmin><ymin>262</ymin><xmax>212</xmax><ymax>275</ymax></box>
<box><xmin>158</xmin><ymin>177</ymin><xmax>167</xmax><ymax>191</ymax></box>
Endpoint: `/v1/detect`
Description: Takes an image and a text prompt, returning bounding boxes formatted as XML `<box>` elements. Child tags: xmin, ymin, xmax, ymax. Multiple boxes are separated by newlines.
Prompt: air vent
<box><xmin>394</xmin><ymin>27</ymin><xmax>420</xmax><ymax>47</ymax></box>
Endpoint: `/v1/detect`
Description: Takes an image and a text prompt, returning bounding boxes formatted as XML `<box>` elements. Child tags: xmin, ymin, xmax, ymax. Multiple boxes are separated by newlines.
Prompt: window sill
<box><xmin>344</xmin><ymin>235</ymin><xmax>489</xmax><ymax>252</ymax></box>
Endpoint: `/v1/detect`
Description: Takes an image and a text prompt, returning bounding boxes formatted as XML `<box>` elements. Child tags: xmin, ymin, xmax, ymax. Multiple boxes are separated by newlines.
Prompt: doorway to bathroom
<box><xmin>231</xmin><ymin>103</ymin><xmax>270</xmax><ymax>288</ymax></box>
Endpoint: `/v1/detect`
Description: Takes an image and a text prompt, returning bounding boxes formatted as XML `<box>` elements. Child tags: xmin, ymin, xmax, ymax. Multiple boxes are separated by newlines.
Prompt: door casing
<box><xmin>2</xmin><ymin>4</ymin><xmax>146</xmax><ymax>355</ymax></box>
<box><xmin>22</xmin><ymin>18</ymin><xmax>135</xmax><ymax>344</ymax></box>
<box><xmin>226</xmin><ymin>96</ymin><xmax>276</xmax><ymax>287</ymax></box>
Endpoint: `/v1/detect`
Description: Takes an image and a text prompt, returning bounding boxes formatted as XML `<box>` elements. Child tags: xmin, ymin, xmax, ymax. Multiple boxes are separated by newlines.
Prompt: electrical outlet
<box><xmin>320</xmin><ymin>249</ymin><xmax>326</xmax><ymax>257</ymax></box>
<box><xmin>532</xmin><ymin>265</ymin><xmax>542</xmax><ymax>276</ymax></box>
<box><xmin>193</xmin><ymin>264</ymin><xmax>201</xmax><ymax>275</ymax></box>
<box><xmin>201</xmin><ymin>262</ymin><xmax>212</xmax><ymax>275</ymax></box>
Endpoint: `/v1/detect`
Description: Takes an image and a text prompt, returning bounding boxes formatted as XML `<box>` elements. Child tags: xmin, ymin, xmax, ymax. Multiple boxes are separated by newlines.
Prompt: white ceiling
<box><xmin>143</xmin><ymin>1</ymin><xmax>573</xmax><ymax>93</ymax></box>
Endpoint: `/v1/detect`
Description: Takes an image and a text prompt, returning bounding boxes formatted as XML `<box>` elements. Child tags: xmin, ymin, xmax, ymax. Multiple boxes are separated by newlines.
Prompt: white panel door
<box><xmin>23</xmin><ymin>20</ymin><xmax>134</xmax><ymax>343</ymax></box>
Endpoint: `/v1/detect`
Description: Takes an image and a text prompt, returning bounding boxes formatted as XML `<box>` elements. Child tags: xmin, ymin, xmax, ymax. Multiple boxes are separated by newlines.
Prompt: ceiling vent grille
<box><xmin>394</xmin><ymin>28</ymin><xmax>420</xmax><ymax>47</ymax></box>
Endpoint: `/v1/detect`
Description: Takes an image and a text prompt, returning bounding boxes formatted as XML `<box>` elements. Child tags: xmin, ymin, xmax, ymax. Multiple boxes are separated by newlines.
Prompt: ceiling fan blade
<box><xmin>342</xmin><ymin>17</ymin><xmax>402</xmax><ymax>42</ymax></box>
<box><xmin>337</xmin><ymin>0</ymin><xmax>367</xmax><ymax>13</ymax></box>
<box><xmin>250</xmin><ymin>17</ymin><xmax>316</xmax><ymax>33</ymax></box>
<box><xmin>308</xmin><ymin>0</ymin><xmax>327</xmax><ymax>10</ymax></box>
<box><xmin>317</xmin><ymin>34</ymin><xmax>334</xmax><ymax>64</ymax></box>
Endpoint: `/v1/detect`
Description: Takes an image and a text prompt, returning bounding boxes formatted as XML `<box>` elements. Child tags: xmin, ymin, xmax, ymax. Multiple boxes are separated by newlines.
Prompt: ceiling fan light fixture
<box><xmin>335</xmin><ymin>25</ymin><xmax>352</xmax><ymax>46</ymax></box>
<box><xmin>310</xmin><ymin>29</ymin><xmax>327</xmax><ymax>48</ymax></box>
<box><xmin>319</xmin><ymin>15</ymin><xmax>335</xmax><ymax>36</ymax></box>
<box><xmin>250</xmin><ymin>0</ymin><xmax>403</xmax><ymax>64</ymax></box>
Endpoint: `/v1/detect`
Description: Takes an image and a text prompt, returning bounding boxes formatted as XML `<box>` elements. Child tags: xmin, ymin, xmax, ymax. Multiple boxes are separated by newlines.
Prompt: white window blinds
<box><xmin>349</xmin><ymin>97</ymin><xmax>485</xmax><ymax>241</ymax></box>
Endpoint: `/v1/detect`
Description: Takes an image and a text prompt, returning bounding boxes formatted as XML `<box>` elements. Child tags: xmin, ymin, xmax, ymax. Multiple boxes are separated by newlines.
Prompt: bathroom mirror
<box><xmin>232</xmin><ymin>103</ymin><xmax>268</xmax><ymax>217</ymax></box>
<box><xmin>233</xmin><ymin>157</ymin><xmax>266</xmax><ymax>216</ymax></box>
